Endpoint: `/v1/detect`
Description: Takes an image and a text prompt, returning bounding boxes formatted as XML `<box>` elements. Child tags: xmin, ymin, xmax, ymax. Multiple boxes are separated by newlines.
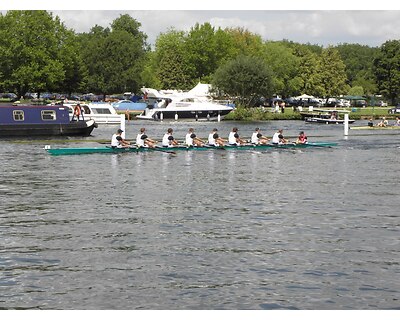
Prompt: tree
<box><xmin>373</xmin><ymin>40</ymin><xmax>400</xmax><ymax>104</ymax></box>
<box><xmin>79</xmin><ymin>14</ymin><xmax>148</xmax><ymax>96</ymax></box>
<box><xmin>212</xmin><ymin>55</ymin><xmax>274</xmax><ymax>107</ymax></box>
<box><xmin>336</xmin><ymin>43</ymin><xmax>378</xmax><ymax>95</ymax></box>
<box><xmin>262</xmin><ymin>41</ymin><xmax>302</xmax><ymax>97</ymax></box>
<box><xmin>0</xmin><ymin>10</ymin><xmax>77</xmax><ymax>97</ymax></box>
<box><xmin>154</xmin><ymin>29</ymin><xmax>193</xmax><ymax>89</ymax></box>
<box><xmin>319</xmin><ymin>46</ymin><xmax>349</xmax><ymax>97</ymax></box>
<box><xmin>293</xmin><ymin>46</ymin><xmax>324</xmax><ymax>97</ymax></box>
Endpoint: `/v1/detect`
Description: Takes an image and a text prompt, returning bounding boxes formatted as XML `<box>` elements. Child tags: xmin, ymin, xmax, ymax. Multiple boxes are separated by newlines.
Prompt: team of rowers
<box><xmin>111</xmin><ymin>127</ymin><xmax>308</xmax><ymax>149</ymax></box>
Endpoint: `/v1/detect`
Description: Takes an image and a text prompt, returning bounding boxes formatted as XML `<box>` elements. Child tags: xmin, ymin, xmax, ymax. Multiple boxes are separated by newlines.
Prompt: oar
<box><xmin>154</xmin><ymin>146</ymin><xmax>177</xmax><ymax>155</ymax></box>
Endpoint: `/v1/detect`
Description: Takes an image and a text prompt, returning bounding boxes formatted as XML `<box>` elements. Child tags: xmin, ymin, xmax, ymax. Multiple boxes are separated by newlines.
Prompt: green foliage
<box><xmin>319</xmin><ymin>46</ymin><xmax>349</xmax><ymax>96</ymax></box>
<box><xmin>212</xmin><ymin>55</ymin><xmax>274</xmax><ymax>106</ymax></box>
<box><xmin>373</xmin><ymin>40</ymin><xmax>400</xmax><ymax>104</ymax></box>
<box><xmin>78</xmin><ymin>14</ymin><xmax>148</xmax><ymax>95</ymax></box>
<box><xmin>0</xmin><ymin>11</ymin><xmax>70</xmax><ymax>96</ymax></box>
<box><xmin>336</xmin><ymin>43</ymin><xmax>378</xmax><ymax>95</ymax></box>
<box><xmin>154</xmin><ymin>29</ymin><xmax>193</xmax><ymax>89</ymax></box>
<box><xmin>0</xmin><ymin>11</ymin><xmax>398</xmax><ymax>105</ymax></box>
<box><xmin>262</xmin><ymin>41</ymin><xmax>301</xmax><ymax>97</ymax></box>
<box><xmin>348</xmin><ymin>86</ymin><xmax>365</xmax><ymax>96</ymax></box>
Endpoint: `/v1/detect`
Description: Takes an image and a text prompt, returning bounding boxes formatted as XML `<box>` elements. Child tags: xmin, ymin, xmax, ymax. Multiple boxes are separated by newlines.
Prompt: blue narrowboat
<box><xmin>0</xmin><ymin>105</ymin><xmax>97</xmax><ymax>137</ymax></box>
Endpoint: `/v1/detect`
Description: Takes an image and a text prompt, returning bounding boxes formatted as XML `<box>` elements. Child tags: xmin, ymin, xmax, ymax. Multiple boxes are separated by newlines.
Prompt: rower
<box><xmin>136</xmin><ymin>127</ymin><xmax>156</xmax><ymax>148</ymax></box>
<box><xmin>208</xmin><ymin>128</ymin><xmax>226</xmax><ymax>146</ymax></box>
<box><xmin>162</xmin><ymin>128</ymin><xmax>178</xmax><ymax>147</ymax></box>
<box><xmin>272</xmin><ymin>129</ymin><xmax>287</xmax><ymax>144</ymax></box>
<box><xmin>185</xmin><ymin>128</ymin><xmax>205</xmax><ymax>147</ymax></box>
<box><xmin>228</xmin><ymin>127</ymin><xmax>246</xmax><ymax>145</ymax></box>
<box><xmin>251</xmin><ymin>128</ymin><xmax>270</xmax><ymax>145</ymax></box>
<box><xmin>111</xmin><ymin>128</ymin><xmax>130</xmax><ymax>148</ymax></box>
<box><xmin>296</xmin><ymin>131</ymin><xmax>308</xmax><ymax>144</ymax></box>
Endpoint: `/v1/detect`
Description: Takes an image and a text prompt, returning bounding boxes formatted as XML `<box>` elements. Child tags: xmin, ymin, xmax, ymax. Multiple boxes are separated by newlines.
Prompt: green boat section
<box><xmin>45</xmin><ymin>142</ymin><xmax>338</xmax><ymax>156</ymax></box>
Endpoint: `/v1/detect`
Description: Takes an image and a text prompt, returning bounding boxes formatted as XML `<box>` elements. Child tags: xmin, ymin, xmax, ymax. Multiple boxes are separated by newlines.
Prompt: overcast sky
<box><xmin>3</xmin><ymin>1</ymin><xmax>400</xmax><ymax>48</ymax></box>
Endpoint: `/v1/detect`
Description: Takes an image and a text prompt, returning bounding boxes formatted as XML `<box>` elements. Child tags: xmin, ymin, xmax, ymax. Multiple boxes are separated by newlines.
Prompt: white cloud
<box><xmin>4</xmin><ymin>9</ymin><xmax>400</xmax><ymax>47</ymax></box>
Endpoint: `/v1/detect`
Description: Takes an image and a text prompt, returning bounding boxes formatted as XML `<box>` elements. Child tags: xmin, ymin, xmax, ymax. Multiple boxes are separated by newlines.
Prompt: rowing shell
<box><xmin>45</xmin><ymin>142</ymin><xmax>338</xmax><ymax>156</ymax></box>
<box><xmin>350</xmin><ymin>126</ymin><xmax>400</xmax><ymax>130</ymax></box>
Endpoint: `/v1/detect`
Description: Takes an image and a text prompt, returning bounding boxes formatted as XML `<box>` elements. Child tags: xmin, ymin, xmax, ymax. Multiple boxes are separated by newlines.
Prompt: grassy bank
<box><xmin>224</xmin><ymin>106</ymin><xmax>396</xmax><ymax>121</ymax></box>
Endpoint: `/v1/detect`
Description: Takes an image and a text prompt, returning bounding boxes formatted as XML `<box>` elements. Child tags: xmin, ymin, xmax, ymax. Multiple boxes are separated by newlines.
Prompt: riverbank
<box><xmin>224</xmin><ymin>106</ymin><xmax>396</xmax><ymax>121</ymax></box>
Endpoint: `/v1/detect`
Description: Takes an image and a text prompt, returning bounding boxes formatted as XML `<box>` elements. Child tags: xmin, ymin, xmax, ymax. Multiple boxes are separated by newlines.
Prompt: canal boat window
<box><xmin>13</xmin><ymin>110</ymin><xmax>25</xmax><ymax>121</ymax></box>
<box><xmin>41</xmin><ymin>110</ymin><xmax>57</xmax><ymax>120</ymax></box>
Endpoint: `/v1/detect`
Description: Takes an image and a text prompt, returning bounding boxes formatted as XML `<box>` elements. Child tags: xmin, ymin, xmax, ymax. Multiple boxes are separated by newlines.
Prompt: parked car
<box><xmin>0</xmin><ymin>92</ymin><xmax>18</xmax><ymax>101</ymax></box>
<box><xmin>24</xmin><ymin>92</ymin><xmax>38</xmax><ymax>99</ymax></box>
<box><xmin>388</xmin><ymin>105</ymin><xmax>400</xmax><ymax>114</ymax></box>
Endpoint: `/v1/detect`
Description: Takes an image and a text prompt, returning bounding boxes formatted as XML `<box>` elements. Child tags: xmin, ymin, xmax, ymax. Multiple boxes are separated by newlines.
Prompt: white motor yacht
<box><xmin>136</xmin><ymin>86</ymin><xmax>234</xmax><ymax>121</ymax></box>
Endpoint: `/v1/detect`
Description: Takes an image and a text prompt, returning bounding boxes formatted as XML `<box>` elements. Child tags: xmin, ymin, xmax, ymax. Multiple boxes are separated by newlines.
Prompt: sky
<box><xmin>2</xmin><ymin>1</ymin><xmax>400</xmax><ymax>48</ymax></box>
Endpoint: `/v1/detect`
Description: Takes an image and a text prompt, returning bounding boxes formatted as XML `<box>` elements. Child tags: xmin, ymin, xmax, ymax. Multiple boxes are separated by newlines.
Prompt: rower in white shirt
<box><xmin>251</xmin><ymin>128</ymin><xmax>270</xmax><ymax>145</ymax></box>
<box><xmin>162</xmin><ymin>128</ymin><xmax>178</xmax><ymax>147</ymax></box>
<box><xmin>185</xmin><ymin>128</ymin><xmax>205</xmax><ymax>147</ymax></box>
<box><xmin>136</xmin><ymin>127</ymin><xmax>156</xmax><ymax>148</ymax></box>
<box><xmin>271</xmin><ymin>129</ymin><xmax>287</xmax><ymax>144</ymax></box>
<box><xmin>228</xmin><ymin>127</ymin><xmax>246</xmax><ymax>145</ymax></box>
<box><xmin>207</xmin><ymin>128</ymin><xmax>226</xmax><ymax>146</ymax></box>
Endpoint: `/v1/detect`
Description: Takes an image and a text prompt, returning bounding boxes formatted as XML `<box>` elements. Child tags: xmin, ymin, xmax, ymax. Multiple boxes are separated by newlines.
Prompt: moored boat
<box><xmin>136</xmin><ymin>86</ymin><xmax>234</xmax><ymax>121</ymax></box>
<box><xmin>302</xmin><ymin>109</ymin><xmax>355</xmax><ymax>124</ymax></box>
<box><xmin>0</xmin><ymin>104</ymin><xmax>97</xmax><ymax>137</ymax></box>
<box><xmin>45</xmin><ymin>142</ymin><xmax>338</xmax><ymax>156</ymax></box>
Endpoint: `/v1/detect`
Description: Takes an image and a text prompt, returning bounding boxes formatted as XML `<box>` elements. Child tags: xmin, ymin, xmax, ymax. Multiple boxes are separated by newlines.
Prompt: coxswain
<box><xmin>251</xmin><ymin>128</ymin><xmax>270</xmax><ymax>145</ymax></box>
<box><xmin>136</xmin><ymin>127</ymin><xmax>156</xmax><ymax>148</ymax></box>
<box><xmin>296</xmin><ymin>131</ymin><xmax>308</xmax><ymax>144</ymax></box>
<box><xmin>162</xmin><ymin>128</ymin><xmax>178</xmax><ymax>147</ymax></box>
<box><xmin>228</xmin><ymin>127</ymin><xmax>246</xmax><ymax>146</ymax></box>
<box><xmin>185</xmin><ymin>128</ymin><xmax>205</xmax><ymax>147</ymax></box>
<box><xmin>111</xmin><ymin>128</ymin><xmax>130</xmax><ymax>148</ymax></box>
<box><xmin>207</xmin><ymin>128</ymin><xmax>226</xmax><ymax>147</ymax></box>
<box><xmin>272</xmin><ymin>129</ymin><xmax>287</xmax><ymax>144</ymax></box>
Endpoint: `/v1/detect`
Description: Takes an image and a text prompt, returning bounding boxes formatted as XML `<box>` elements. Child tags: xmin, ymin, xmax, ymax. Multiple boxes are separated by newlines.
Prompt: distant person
<box><xmin>368</xmin><ymin>118</ymin><xmax>374</xmax><ymax>127</ymax></box>
<box><xmin>228</xmin><ymin>127</ymin><xmax>246</xmax><ymax>146</ymax></box>
<box><xmin>162</xmin><ymin>128</ymin><xmax>178</xmax><ymax>147</ymax></box>
<box><xmin>185</xmin><ymin>128</ymin><xmax>205</xmax><ymax>147</ymax></box>
<box><xmin>377</xmin><ymin>117</ymin><xmax>388</xmax><ymax>127</ymax></box>
<box><xmin>207</xmin><ymin>128</ymin><xmax>226</xmax><ymax>147</ymax></box>
<box><xmin>296</xmin><ymin>131</ymin><xmax>308</xmax><ymax>144</ymax></box>
<box><xmin>72</xmin><ymin>103</ymin><xmax>82</xmax><ymax>121</ymax></box>
<box><xmin>251</xmin><ymin>128</ymin><xmax>270</xmax><ymax>145</ymax></box>
<box><xmin>136</xmin><ymin>127</ymin><xmax>156</xmax><ymax>148</ymax></box>
<box><xmin>395</xmin><ymin>116</ymin><xmax>400</xmax><ymax>126</ymax></box>
<box><xmin>272</xmin><ymin>129</ymin><xmax>287</xmax><ymax>144</ymax></box>
<box><xmin>111</xmin><ymin>129</ymin><xmax>130</xmax><ymax>148</ymax></box>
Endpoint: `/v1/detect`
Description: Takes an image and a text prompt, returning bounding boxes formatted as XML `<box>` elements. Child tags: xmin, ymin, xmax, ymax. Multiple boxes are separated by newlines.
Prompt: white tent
<box><xmin>296</xmin><ymin>94</ymin><xmax>316</xmax><ymax>99</ymax></box>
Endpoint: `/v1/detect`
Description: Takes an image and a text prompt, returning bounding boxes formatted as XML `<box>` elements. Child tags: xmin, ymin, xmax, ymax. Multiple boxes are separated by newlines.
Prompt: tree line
<box><xmin>1</xmin><ymin>10</ymin><xmax>399</xmax><ymax>106</ymax></box>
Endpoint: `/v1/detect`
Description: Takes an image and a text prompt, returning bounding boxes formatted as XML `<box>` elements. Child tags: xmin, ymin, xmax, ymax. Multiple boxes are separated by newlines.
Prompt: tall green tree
<box><xmin>262</xmin><ymin>41</ymin><xmax>302</xmax><ymax>97</ymax></box>
<box><xmin>212</xmin><ymin>55</ymin><xmax>273</xmax><ymax>106</ymax></box>
<box><xmin>319</xmin><ymin>46</ymin><xmax>349</xmax><ymax>97</ymax></box>
<box><xmin>79</xmin><ymin>14</ymin><xmax>148</xmax><ymax>96</ymax></box>
<box><xmin>336</xmin><ymin>43</ymin><xmax>378</xmax><ymax>95</ymax></box>
<box><xmin>0</xmin><ymin>10</ymin><xmax>78</xmax><ymax>97</ymax></box>
<box><xmin>154</xmin><ymin>29</ymin><xmax>193</xmax><ymax>89</ymax></box>
<box><xmin>373</xmin><ymin>40</ymin><xmax>400</xmax><ymax>104</ymax></box>
<box><xmin>293</xmin><ymin>45</ymin><xmax>324</xmax><ymax>97</ymax></box>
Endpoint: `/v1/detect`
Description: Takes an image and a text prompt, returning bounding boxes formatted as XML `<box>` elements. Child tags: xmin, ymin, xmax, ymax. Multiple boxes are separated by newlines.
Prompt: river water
<box><xmin>0</xmin><ymin>120</ymin><xmax>399</xmax><ymax>310</ymax></box>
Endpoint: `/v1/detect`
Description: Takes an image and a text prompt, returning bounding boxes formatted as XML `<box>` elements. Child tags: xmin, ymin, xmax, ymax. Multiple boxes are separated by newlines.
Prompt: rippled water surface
<box><xmin>0</xmin><ymin>120</ymin><xmax>399</xmax><ymax>309</ymax></box>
